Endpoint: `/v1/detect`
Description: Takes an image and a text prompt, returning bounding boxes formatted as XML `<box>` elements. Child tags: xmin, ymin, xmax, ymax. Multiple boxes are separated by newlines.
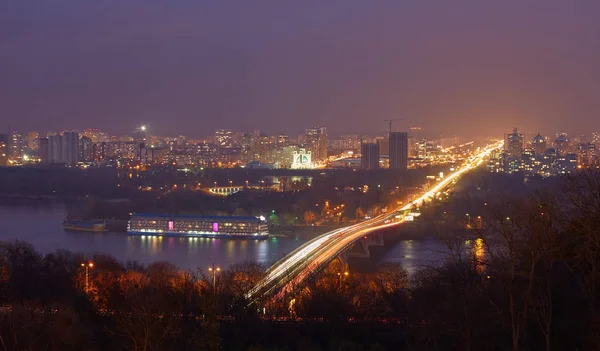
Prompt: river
<box><xmin>0</xmin><ymin>204</ymin><xmax>450</xmax><ymax>273</ymax></box>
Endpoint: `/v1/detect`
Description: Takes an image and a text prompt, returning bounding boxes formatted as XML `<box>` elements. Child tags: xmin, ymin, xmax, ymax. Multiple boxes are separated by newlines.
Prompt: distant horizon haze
<box><xmin>1</xmin><ymin>1</ymin><xmax>599</xmax><ymax>137</ymax></box>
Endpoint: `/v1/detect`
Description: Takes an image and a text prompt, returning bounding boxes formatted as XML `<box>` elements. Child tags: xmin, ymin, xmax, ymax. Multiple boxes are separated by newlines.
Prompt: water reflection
<box><xmin>473</xmin><ymin>238</ymin><xmax>486</xmax><ymax>273</ymax></box>
<box><xmin>1</xmin><ymin>204</ymin><xmax>450</xmax><ymax>272</ymax></box>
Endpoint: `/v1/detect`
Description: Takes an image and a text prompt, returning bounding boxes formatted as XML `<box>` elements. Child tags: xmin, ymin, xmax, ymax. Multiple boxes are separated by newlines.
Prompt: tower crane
<box><xmin>383</xmin><ymin>119</ymin><xmax>404</xmax><ymax>133</ymax></box>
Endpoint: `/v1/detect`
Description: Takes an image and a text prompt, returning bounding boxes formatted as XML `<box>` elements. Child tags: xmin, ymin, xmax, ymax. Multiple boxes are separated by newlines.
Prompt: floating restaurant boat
<box><xmin>127</xmin><ymin>213</ymin><xmax>269</xmax><ymax>239</ymax></box>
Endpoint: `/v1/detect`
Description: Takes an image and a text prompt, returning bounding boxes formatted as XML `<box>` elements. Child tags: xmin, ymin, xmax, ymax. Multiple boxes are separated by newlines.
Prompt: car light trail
<box><xmin>247</xmin><ymin>140</ymin><xmax>503</xmax><ymax>303</ymax></box>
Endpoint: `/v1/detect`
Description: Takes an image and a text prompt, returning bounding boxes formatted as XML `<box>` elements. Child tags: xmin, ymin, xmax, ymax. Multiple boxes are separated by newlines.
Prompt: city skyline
<box><xmin>3</xmin><ymin>1</ymin><xmax>600</xmax><ymax>136</ymax></box>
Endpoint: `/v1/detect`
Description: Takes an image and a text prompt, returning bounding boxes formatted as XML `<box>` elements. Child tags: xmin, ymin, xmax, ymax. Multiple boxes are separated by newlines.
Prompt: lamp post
<box><xmin>337</xmin><ymin>271</ymin><xmax>349</xmax><ymax>288</ymax></box>
<box><xmin>80</xmin><ymin>262</ymin><xmax>94</xmax><ymax>293</ymax></box>
<box><xmin>208</xmin><ymin>266</ymin><xmax>221</xmax><ymax>292</ymax></box>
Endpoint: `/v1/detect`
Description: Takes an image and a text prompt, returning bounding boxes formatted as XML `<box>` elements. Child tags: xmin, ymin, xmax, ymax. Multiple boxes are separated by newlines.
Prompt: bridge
<box><xmin>207</xmin><ymin>185</ymin><xmax>269</xmax><ymax>196</ymax></box>
<box><xmin>246</xmin><ymin>140</ymin><xmax>504</xmax><ymax>304</ymax></box>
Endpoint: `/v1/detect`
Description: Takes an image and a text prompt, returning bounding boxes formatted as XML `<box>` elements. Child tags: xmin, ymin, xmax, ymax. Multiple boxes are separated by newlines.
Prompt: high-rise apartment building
<box><xmin>80</xmin><ymin>136</ymin><xmax>93</xmax><ymax>162</ymax></box>
<box><xmin>46</xmin><ymin>132</ymin><xmax>79</xmax><ymax>165</ymax></box>
<box><xmin>216</xmin><ymin>129</ymin><xmax>233</xmax><ymax>149</ymax></box>
<box><xmin>505</xmin><ymin>128</ymin><xmax>524</xmax><ymax>157</ymax></box>
<box><xmin>48</xmin><ymin>135</ymin><xmax>62</xmax><ymax>163</ymax></box>
<box><xmin>10</xmin><ymin>130</ymin><xmax>24</xmax><ymax>159</ymax></box>
<box><xmin>554</xmin><ymin>133</ymin><xmax>569</xmax><ymax>155</ymax></box>
<box><xmin>361</xmin><ymin>143</ymin><xmax>380</xmax><ymax>170</ymax></box>
<box><xmin>61</xmin><ymin>131</ymin><xmax>79</xmax><ymax>165</ymax></box>
<box><xmin>27</xmin><ymin>131</ymin><xmax>39</xmax><ymax>151</ymax></box>
<box><xmin>305</xmin><ymin>127</ymin><xmax>328</xmax><ymax>161</ymax></box>
<box><xmin>0</xmin><ymin>134</ymin><xmax>7</xmax><ymax>166</ymax></box>
<box><xmin>532</xmin><ymin>133</ymin><xmax>547</xmax><ymax>155</ymax></box>
<box><xmin>389</xmin><ymin>132</ymin><xmax>408</xmax><ymax>170</ymax></box>
<box><xmin>377</xmin><ymin>138</ymin><xmax>389</xmax><ymax>156</ymax></box>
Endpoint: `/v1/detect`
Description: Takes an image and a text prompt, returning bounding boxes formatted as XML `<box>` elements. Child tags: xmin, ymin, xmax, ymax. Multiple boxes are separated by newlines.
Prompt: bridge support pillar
<box><xmin>369</xmin><ymin>232</ymin><xmax>384</xmax><ymax>247</ymax></box>
<box><xmin>347</xmin><ymin>238</ymin><xmax>371</xmax><ymax>258</ymax></box>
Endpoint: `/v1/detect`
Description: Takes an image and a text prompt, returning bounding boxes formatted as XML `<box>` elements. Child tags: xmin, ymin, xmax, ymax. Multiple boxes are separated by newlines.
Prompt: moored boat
<box><xmin>63</xmin><ymin>220</ymin><xmax>108</xmax><ymax>233</ymax></box>
<box><xmin>127</xmin><ymin>213</ymin><xmax>269</xmax><ymax>239</ymax></box>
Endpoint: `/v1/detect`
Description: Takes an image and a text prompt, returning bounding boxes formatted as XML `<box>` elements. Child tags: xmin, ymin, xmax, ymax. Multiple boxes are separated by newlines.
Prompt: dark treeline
<box><xmin>2</xmin><ymin>170</ymin><xmax>600</xmax><ymax>350</ymax></box>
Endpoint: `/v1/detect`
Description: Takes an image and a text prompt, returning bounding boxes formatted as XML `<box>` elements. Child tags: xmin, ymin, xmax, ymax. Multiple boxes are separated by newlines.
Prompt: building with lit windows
<box><xmin>27</xmin><ymin>131</ymin><xmax>39</xmax><ymax>151</ymax></box>
<box><xmin>305</xmin><ymin>127</ymin><xmax>328</xmax><ymax>161</ymax></box>
<box><xmin>9</xmin><ymin>130</ymin><xmax>24</xmax><ymax>160</ymax></box>
<box><xmin>0</xmin><ymin>134</ymin><xmax>7</xmax><ymax>166</ymax></box>
<box><xmin>532</xmin><ymin>133</ymin><xmax>547</xmax><ymax>155</ymax></box>
<box><xmin>80</xmin><ymin>136</ymin><xmax>93</xmax><ymax>162</ymax></box>
<box><xmin>554</xmin><ymin>133</ymin><xmax>569</xmax><ymax>155</ymax></box>
<box><xmin>505</xmin><ymin>128</ymin><xmax>523</xmax><ymax>157</ymax></box>
<box><xmin>216</xmin><ymin>129</ymin><xmax>234</xmax><ymax>149</ymax></box>
<box><xmin>127</xmin><ymin>213</ymin><xmax>269</xmax><ymax>239</ymax></box>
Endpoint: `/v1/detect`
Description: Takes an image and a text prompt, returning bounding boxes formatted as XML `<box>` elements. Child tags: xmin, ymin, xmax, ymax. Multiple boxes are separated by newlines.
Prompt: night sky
<box><xmin>1</xmin><ymin>1</ymin><xmax>600</xmax><ymax>137</ymax></box>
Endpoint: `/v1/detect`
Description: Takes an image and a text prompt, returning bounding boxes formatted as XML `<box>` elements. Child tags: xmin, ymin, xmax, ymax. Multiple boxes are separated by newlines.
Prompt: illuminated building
<box><xmin>27</xmin><ymin>131</ymin><xmax>39</xmax><ymax>151</ymax></box>
<box><xmin>149</xmin><ymin>147</ymin><xmax>170</xmax><ymax>164</ymax></box>
<box><xmin>576</xmin><ymin>143</ymin><xmax>596</xmax><ymax>167</ymax></box>
<box><xmin>128</xmin><ymin>213</ymin><xmax>269</xmax><ymax>239</ymax></box>
<box><xmin>216</xmin><ymin>129</ymin><xmax>234</xmax><ymax>149</ymax></box>
<box><xmin>340</xmin><ymin>134</ymin><xmax>361</xmax><ymax>151</ymax></box>
<box><xmin>79</xmin><ymin>129</ymin><xmax>109</xmax><ymax>143</ymax></box>
<box><xmin>80</xmin><ymin>136</ymin><xmax>93</xmax><ymax>162</ymax></box>
<box><xmin>505</xmin><ymin>128</ymin><xmax>523</xmax><ymax>157</ymax></box>
<box><xmin>305</xmin><ymin>127</ymin><xmax>328</xmax><ymax>161</ymax></box>
<box><xmin>554</xmin><ymin>133</ymin><xmax>569</xmax><ymax>156</ymax></box>
<box><xmin>291</xmin><ymin>148</ymin><xmax>312</xmax><ymax>169</ymax></box>
<box><xmin>593</xmin><ymin>132</ymin><xmax>600</xmax><ymax>147</ymax></box>
<box><xmin>361</xmin><ymin>142</ymin><xmax>379</xmax><ymax>169</ymax></box>
<box><xmin>276</xmin><ymin>135</ymin><xmax>289</xmax><ymax>146</ymax></box>
<box><xmin>532</xmin><ymin>133</ymin><xmax>547</xmax><ymax>155</ymax></box>
<box><xmin>9</xmin><ymin>130</ymin><xmax>24</xmax><ymax>160</ymax></box>
<box><xmin>93</xmin><ymin>142</ymin><xmax>109</xmax><ymax>162</ymax></box>
<box><xmin>0</xmin><ymin>134</ymin><xmax>7</xmax><ymax>166</ymax></box>
<box><xmin>389</xmin><ymin>132</ymin><xmax>408</xmax><ymax>170</ymax></box>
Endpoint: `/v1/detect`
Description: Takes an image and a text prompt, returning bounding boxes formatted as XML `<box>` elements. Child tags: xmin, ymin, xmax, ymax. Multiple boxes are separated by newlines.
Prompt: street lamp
<box><xmin>208</xmin><ymin>266</ymin><xmax>221</xmax><ymax>292</ymax></box>
<box><xmin>337</xmin><ymin>271</ymin><xmax>349</xmax><ymax>288</ymax></box>
<box><xmin>214</xmin><ymin>181</ymin><xmax>217</xmax><ymax>189</ymax></box>
<box><xmin>80</xmin><ymin>262</ymin><xmax>94</xmax><ymax>293</ymax></box>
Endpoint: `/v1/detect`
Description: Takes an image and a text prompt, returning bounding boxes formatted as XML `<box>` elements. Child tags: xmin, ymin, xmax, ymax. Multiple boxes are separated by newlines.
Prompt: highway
<box><xmin>246</xmin><ymin>140</ymin><xmax>504</xmax><ymax>304</ymax></box>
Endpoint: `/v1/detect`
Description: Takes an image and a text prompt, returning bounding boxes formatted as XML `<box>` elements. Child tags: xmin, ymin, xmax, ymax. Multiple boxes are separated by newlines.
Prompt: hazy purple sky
<box><xmin>1</xmin><ymin>1</ymin><xmax>600</xmax><ymax>138</ymax></box>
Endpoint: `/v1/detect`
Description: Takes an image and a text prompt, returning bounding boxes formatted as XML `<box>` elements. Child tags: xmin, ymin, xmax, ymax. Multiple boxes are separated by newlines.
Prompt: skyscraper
<box><xmin>48</xmin><ymin>135</ymin><xmax>62</xmax><ymax>163</ymax></box>
<box><xmin>305</xmin><ymin>127</ymin><xmax>328</xmax><ymax>161</ymax></box>
<box><xmin>361</xmin><ymin>142</ymin><xmax>380</xmax><ymax>170</ymax></box>
<box><xmin>505</xmin><ymin>128</ymin><xmax>524</xmax><ymax>157</ymax></box>
<box><xmin>532</xmin><ymin>133</ymin><xmax>547</xmax><ymax>155</ymax></box>
<box><xmin>554</xmin><ymin>133</ymin><xmax>569</xmax><ymax>155</ymax></box>
<box><xmin>9</xmin><ymin>130</ymin><xmax>24</xmax><ymax>160</ymax></box>
<box><xmin>80</xmin><ymin>136</ymin><xmax>93</xmax><ymax>162</ymax></box>
<box><xmin>389</xmin><ymin>132</ymin><xmax>408</xmax><ymax>170</ymax></box>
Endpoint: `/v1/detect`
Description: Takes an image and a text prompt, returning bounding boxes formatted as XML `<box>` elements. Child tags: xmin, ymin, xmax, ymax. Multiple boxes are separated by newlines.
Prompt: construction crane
<box><xmin>383</xmin><ymin>119</ymin><xmax>404</xmax><ymax>133</ymax></box>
